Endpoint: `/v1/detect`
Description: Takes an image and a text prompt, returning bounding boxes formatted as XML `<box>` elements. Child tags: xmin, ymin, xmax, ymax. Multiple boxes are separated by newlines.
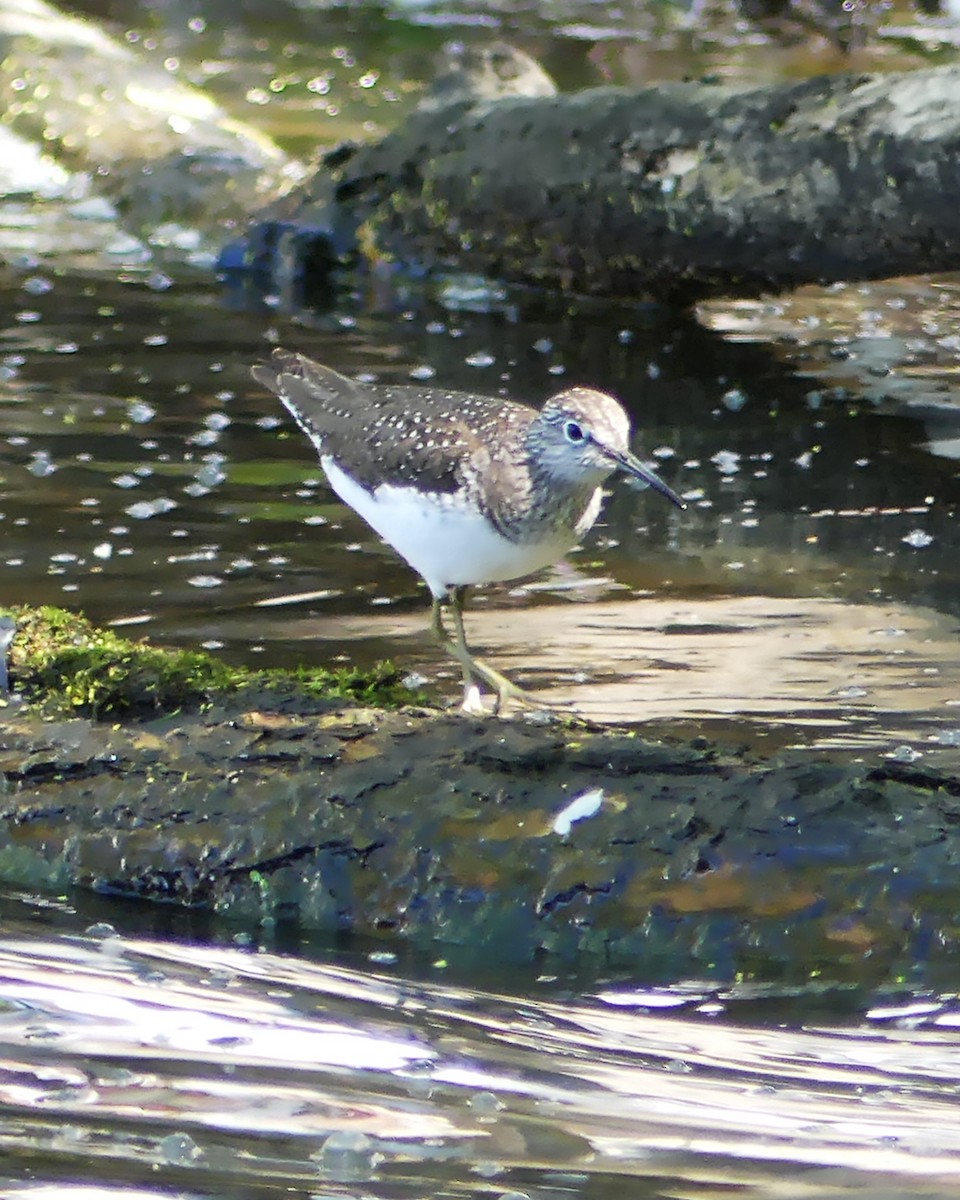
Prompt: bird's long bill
<box><xmin>604</xmin><ymin>445</ymin><xmax>687</xmax><ymax>510</ymax></box>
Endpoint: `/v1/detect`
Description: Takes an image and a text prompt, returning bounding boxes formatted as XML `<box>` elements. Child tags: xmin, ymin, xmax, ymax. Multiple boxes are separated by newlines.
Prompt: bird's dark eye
<box><xmin>563</xmin><ymin>420</ymin><xmax>585</xmax><ymax>444</ymax></box>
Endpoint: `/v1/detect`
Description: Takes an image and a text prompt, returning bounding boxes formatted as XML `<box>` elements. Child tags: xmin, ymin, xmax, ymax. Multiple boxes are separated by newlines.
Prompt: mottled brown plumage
<box><xmin>253</xmin><ymin>348</ymin><xmax>685</xmax><ymax>713</ymax></box>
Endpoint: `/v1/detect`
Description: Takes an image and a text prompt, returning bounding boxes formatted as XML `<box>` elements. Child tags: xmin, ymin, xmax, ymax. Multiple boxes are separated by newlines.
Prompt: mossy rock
<box><xmin>1</xmin><ymin>605</ymin><xmax>421</xmax><ymax>719</ymax></box>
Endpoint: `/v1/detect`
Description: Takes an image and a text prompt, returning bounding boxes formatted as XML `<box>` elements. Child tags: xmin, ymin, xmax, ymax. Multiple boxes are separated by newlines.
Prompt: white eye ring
<box><xmin>564</xmin><ymin>420</ymin><xmax>586</xmax><ymax>444</ymax></box>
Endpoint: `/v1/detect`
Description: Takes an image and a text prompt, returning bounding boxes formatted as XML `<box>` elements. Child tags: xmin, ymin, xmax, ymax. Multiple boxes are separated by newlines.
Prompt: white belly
<box><xmin>323</xmin><ymin>457</ymin><xmax>587</xmax><ymax>597</ymax></box>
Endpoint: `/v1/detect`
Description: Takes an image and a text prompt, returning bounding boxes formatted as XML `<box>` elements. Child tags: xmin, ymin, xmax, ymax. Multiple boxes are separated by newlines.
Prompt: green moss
<box><xmin>2</xmin><ymin>605</ymin><xmax>423</xmax><ymax>719</ymax></box>
<box><xmin>254</xmin><ymin>660</ymin><xmax>422</xmax><ymax>709</ymax></box>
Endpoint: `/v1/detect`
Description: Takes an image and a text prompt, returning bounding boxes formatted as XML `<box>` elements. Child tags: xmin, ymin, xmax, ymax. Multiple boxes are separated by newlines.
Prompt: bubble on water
<box><xmin>410</xmin><ymin>364</ymin><xmax>436</xmax><ymax>381</ymax></box>
<box><xmin>465</xmin><ymin>350</ymin><xmax>495</xmax><ymax>368</ymax></box>
<box><xmin>711</xmin><ymin>449</ymin><xmax>740</xmax><ymax>475</ymax></box>
<box><xmin>22</xmin><ymin>275</ymin><xmax>53</xmax><ymax>295</ymax></box>
<box><xmin>125</xmin><ymin>497</ymin><xmax>177</xmax><ymax>519</ymax></box>
<box><xmin>127</xmin><ymin>400</ymin><xmax>156</xmax><ymax>424</ymax></box>
<box><xmin>85</xmin><ymin>922</ymin><xmax>117</xmax><ymax>938</ymax></box>
<box><xmin>902</xmin><ymin>529</ymin><xmax>933</xmax><ymax>549</ymax></box>
<box><xmin>311</xmin><ymin>1130</ymin><xmax>380</xmax><ymax>1181</ymax></box>
<box><xmin>721</xmin><ymin>387</ymin><xmax>747</xmax><ymax>411</ymax></box>
<box><xmin>159</xmin><ymin>1132</ymin><xmax>203</xmax><ymax>1166</ymax></box>
<box><xmin>112</xmin><ymin>473</ymin><xmax>140</xmax><ymax>489</ymax></box>
<box><xmin>195</xmin><ymin>463</ymin><xmax>226</xmax><ymax>488</ymax></box>
<box><xmin>28</xmin><ymin>451</ymin><xmax>56</xmax><ymax>477</ymax></box>
<box><xmin>474</xmin><ymin>1161</ymin><xmax>505</xmax><ymax>1178</ymax></box>
<box><xmin>189</xmin><ymin>429</ymin><xmax>221</xmax><ymax>447</ymax></box>
<box><xmin>367</xmin><ymin>949</ymin><xmax>398</xmax><ymax>965</ymax></box>
<box><xmin>188</xmin><ymin>575</ymin><xmax>223</xmax><ymax>589</ymax></box>
<box><xmin>468</xmin><ymin>1090</ymin><xmax>504</xmax><ymax>1115</ymax></box>
<box><xmin>106</xmin><ymin>232</ymin><xmax>147</xmax><ymax>257</ymax></box>
<box><xmin>92</xmin><ymin>542</ymin><xmax>113</xmax><ymax>560</ymax></box>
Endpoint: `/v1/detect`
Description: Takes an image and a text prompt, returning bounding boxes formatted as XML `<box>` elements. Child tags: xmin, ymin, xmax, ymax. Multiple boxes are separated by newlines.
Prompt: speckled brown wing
<box><xmin>251</xmin><ymin>350</ymin><xmax>375</xmax><ymax>461</ymax></box>
<box><xmin>253</xmin><ymin>350</ymin><xmax>536</xmax><ymax>502</ymax></box>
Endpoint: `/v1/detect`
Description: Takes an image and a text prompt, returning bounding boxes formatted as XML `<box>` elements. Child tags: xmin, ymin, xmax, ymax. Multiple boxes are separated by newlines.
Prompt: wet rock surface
<box><xmin>2</xmin><ymin>699</ymin><xmax>959</xmax><ymax>966</ymax></box>
<box><xmin>0</xmin><ymin>0</ymin><xmax>289</xmax><ymax>230</ymax></box>
<box><xmin>250</xmin><ymin>63</ymin><xmax>960</xmax><ymax>303</ymax></box>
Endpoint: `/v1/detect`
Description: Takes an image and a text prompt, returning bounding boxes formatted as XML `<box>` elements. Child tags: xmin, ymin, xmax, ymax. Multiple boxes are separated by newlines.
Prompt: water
<box><xmin>2</xmin><ymin>1</ymin><xmax>960</xmax><ymax>1192</ymax></box>
<box><xmin>2</xmin><ymin>258</ymin><xmax>959</xmax><ymax>746</ymax></box>
<box><xmin>2</xmin><ymin>4</ymin><xmax>958</xmax><ymax>749</ymax></box>
<box><xmin>3</xmin><ymin>890</ymin><xmax>960</xmax><ymax>1198</ymax></box>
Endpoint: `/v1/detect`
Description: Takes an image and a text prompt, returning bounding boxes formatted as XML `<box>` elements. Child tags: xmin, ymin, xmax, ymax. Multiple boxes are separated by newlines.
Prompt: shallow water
<box><xmin>2</xmin><ymin>259</ymin><xmax>959</xmax><ymax>749</ymax></box>
<box><xmin>3</xmin><ymin>891</ymin><xmax>960</xmax><ymax>1199</ymax></box>
<box><xmin>3</xmin><ymin>2</ymin><xmax>960</xmax><ymax>1192</ymax></box>
<box><xmin>2</xmin><ymin>3</ymin><xmax>958</xmax><ymax>753</ymax></box>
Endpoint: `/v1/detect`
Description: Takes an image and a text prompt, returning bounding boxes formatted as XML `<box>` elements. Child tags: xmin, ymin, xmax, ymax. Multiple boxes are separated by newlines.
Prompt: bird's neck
<box><xmin>497</xmin><ymin>456</ymin><xmax>603</xmax><ymax>542</ymax></box>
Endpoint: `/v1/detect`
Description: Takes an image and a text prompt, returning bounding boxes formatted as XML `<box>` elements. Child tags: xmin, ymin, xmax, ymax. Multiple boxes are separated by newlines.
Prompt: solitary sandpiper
<box><xmin>253</xmin><ymin>349</ymin><xmax>685</xmax><ymax>713</ymax></box>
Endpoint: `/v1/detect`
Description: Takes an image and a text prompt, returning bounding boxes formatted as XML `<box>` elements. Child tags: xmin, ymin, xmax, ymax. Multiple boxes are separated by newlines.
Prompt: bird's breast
<box><xmin>322</xmin><ymin>456</ymin><xmax>587</xmax><ymax>596</ymax></box>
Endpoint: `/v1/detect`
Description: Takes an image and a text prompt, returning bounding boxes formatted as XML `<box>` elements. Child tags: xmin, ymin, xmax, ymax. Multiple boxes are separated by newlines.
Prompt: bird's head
<box><xmin>532</xmin><ymin>388</ymin><xmax>686</xmax><ymax>509</ymax></box>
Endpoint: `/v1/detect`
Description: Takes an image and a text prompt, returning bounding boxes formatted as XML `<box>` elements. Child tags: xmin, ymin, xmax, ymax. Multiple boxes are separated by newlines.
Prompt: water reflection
<box><xmin>3</xmin><ymin>4</ymin><xmax>960</xmax><ymax>1196</ymax></box>
<box><xmin>1</xmin><ymin>898</ymin><xmax>960</xmax><ymax>1198</ymax></box>
<box><xmin>1</xmin><ymin>262</ymin><xmax>959</xmax><ymax>745</ymax></box>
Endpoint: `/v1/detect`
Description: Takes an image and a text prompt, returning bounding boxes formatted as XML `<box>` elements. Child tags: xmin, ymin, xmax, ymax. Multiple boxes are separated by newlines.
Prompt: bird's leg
<box><xmin>440</xmin><ymin>587</ymin><xmax>553</xmax><ymax>715</ymax></box>
<box><xmin>430</xmin><ymin>593</ymin><xmax>483</xmax><ymax>713</ymax></box>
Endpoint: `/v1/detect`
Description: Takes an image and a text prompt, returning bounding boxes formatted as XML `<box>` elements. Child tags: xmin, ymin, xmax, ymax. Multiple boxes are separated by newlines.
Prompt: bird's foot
<box><xmin>460</xmin><ymin>680</ymin><xmax>488</xmax><ymax>716</ymax></box>
<box><xmin>432</xmin><ymin>593</ymin><xmax>568</xmax><ymax>717</ymax></box>
<box><xmin>454</xmin><ymin>650</ymin><xmax>568</xmax><ymax>717</ymax></box>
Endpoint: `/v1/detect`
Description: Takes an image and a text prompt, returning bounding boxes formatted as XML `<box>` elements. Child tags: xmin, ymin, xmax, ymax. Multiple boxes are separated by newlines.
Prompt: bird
<box><xmin>252</xmin><ymin>349</ymin><xmax>685</xmax><ymax>714</ymax></box>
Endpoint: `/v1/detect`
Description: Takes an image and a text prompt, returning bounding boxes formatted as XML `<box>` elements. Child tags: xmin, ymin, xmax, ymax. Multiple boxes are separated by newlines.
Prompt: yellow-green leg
<box><xmin>430</xmin><ymin>587</ymin><xmax>553</xmax><ymax>715</ymax></box>
<box><xmin>430</xmin><ymin>591</ymin><xmax>480</xmax><ymax>712</ymax></box>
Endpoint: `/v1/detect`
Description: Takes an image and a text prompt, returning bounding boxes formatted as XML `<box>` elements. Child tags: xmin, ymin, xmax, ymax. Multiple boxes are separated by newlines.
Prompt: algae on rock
<box><xmin>1</xmin><ymin>605</ymin><xmax>420</xmax><ymax>718</ymax></box>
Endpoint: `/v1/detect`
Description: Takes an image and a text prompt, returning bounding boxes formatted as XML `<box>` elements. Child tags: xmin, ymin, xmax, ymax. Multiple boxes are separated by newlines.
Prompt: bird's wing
<box><xmin>255</xmin><ymin>350</ymin><xmax>532</xmax><ymax>498</ymax></box>
<box><xmin>252</xmin><ymin>351</ymin><xmax>372</xmax><ymax>426</ymax></box>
